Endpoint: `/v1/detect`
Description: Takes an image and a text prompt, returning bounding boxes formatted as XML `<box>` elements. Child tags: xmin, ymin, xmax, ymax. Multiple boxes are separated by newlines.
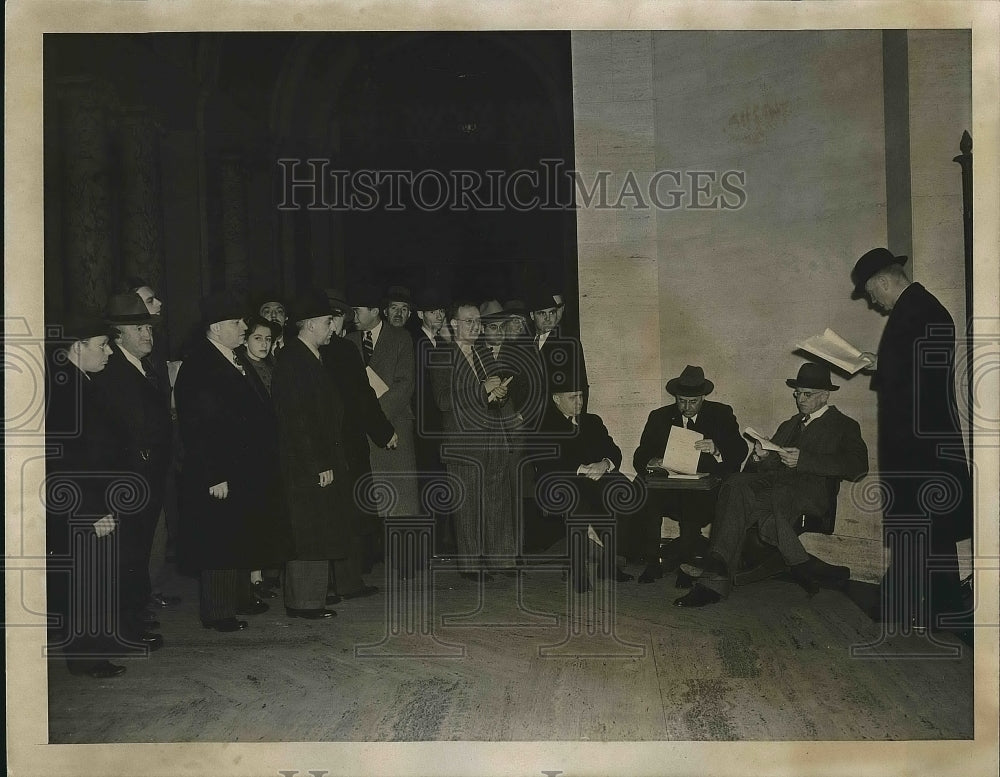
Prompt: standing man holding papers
<box><xmin>630</xmin><ymin>366</ymin><xmax>748</xmax><ymax>584</ymax></box>
<box><xmin>851</xmin><ymin>248</ymin><xmax>972</xmax><ymax>635</ymax></box>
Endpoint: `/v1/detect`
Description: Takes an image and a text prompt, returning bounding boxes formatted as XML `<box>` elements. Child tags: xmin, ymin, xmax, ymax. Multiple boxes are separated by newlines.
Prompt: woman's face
<box><xmin>245</xmin><ymin>325</ymin><xmax>273</xmax><ymax>361</ymax></box>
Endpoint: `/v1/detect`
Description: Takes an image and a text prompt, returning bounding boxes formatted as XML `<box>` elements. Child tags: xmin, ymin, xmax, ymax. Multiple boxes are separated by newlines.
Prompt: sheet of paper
<box><xmin>662</xmin><ymin>425</ymin><xmax>702</xmax><ymax>475</ymax></box>
<box><xmin>366</xmin><ymin>366</ymin><xmax>389</xmax><ymax>399</ymax></box>
<box><xmin>744</xmin><ymin>426</ymin><xmax>785</xmax><ymax>452</ymax></box>
<box><xmin>795</xmin><ymin>327</ymin><xmax>869</xmax><ymax>374</ymax></box>
<box><xmin>586</xmin><ymin>524</ymin><xmax>605</xmax><ymax>548</ymax></box>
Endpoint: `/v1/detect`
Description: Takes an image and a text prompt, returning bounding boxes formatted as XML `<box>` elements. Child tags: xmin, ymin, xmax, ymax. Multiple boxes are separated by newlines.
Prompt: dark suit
<box><xmin>46</xmin><ymin>357</ymin><xmax>131</xmax><ymax>667</ymax></box>
<box><xmin>174</xmin><ymin>338</ymin><xmax>290</xmax><ymax>622</ymax></box>
<box><xmin>873</xmin><ymin>282</ymin><xmax>971</xmax><ymax>624</ymax></box>
<box><xmin>432</xmin><ymin>341</ymin><xmax>520</xmax><ymax>570</ymax></box>
<box><xmin>413</xmin><ymin>328</ymin><xmax>453</xmax><ymax>552</ymax></box>
<box><xmin>272</xmin><ymin>337</ymin><xmax>363</xmax><ymax>605</ymax></box>
<box><xmin>702</xmin><ymin>405</ymin><xmax>868</xmax><ymax>596</ymax></box>
<box><xmin>89</xmin><ymin>343</ymin><xmax>173</xmax><ymax>623</ymax></box>
<box><xmin>629</xmin><ymin>400</ymin><xmax>748</xmax><ymax>559</ymax></box>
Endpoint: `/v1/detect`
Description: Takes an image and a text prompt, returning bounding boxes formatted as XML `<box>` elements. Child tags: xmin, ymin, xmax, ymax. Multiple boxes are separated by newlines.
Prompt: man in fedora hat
<box><xmin>174</xmin><ymin>291</ymin><xmax>288</xmax><ymax>631</ymax></box>
<box><xmin>91</xmin><ymin>292</ymin><xmax>174</xmax><ymax>640</ymax></box>
<box><xmin>258</xmin><ymin>293</ymin><xmax>289</xmax><ymax>354</ymax></box>
<box><xmin>675</xmin><ymin>362</ymin><xmax>868</xmax><ymax>608</ymax></box>
<box><xmin>630</xmin><ymin>365</ymin><xmax>748</xmax><ymax>585</ymax></box>
<box><xmin>851</xmin><ymin>248</ymin><xmax>972</xmax><ymax>633</ymax></box>
<box><xmin>524</xmin><ymin>290</ymin><xmax>587</xmax><ymax>433</ymax></box>
<box><xmin>383</xmin><ymin>284</ymin><xmax>413</xmax><ymax>329</ymax></box>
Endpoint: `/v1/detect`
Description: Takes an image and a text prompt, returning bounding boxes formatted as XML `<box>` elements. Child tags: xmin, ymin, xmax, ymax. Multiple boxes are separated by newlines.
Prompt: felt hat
<box><xmin>58</xmin><ymin>310</ymin><xmax>110</xmax><ymax>342</ymax></box>
<box><xmin>291</xmin><ymin>288</ymin><xmax>332</xmax><ymax>322</ymax></box>
<box><xmin>851</xmin><ymin>248</ymin><xmax>907</xmax><ymax>297</ymax></box>
<box><xmin>665</xmin><ymin>365</ymin><xmax>715</xmax><ymax>397</ymax></box>
<box><xmin>105</xmin><ymin>292</ymin><xmax>157</xmax><ymax>325</ymax></box>
<box><xmin>524</xmin><ymin>290</ymin><xmax>558</xmax><ymax>315</ymax></box>
<box><xmin>383</xmin><ymin>285</ymin><xmax>412</xmax><ymax>306</ymax></box>
<box><xmin>324</xmin><ymin>288</ymin><xmax>355</xmax><ymax>323</ymax></box>
<box><xmin>349</xmin><ymin>283</ymin><xmax>383</xmax><ymax>309</ymax></box>
<box><xmin>786</xmin><ymin>362</ymin><xmax>839</xmax><ymax>391</ymax></box>
<box><xmin>415</xmin><ymin>287</ymin><xmax>449</xmax><ymax>312</ymax></box>
<box><xmin>479</xmin><ymin>299</ymin><xmax>506</xmax><ymax>321</ymax></box>
<box><xmin>200</xmin><ymin>291</ymin><xmax>247</xmax><ymax>325</ymax></box>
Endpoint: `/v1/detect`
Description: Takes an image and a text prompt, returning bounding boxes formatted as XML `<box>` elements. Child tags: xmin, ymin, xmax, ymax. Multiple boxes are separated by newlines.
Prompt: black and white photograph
<box><xmin>5</xmin><ymin>1</ymin><xmax>999</xmax><ymax>775</ymax></box>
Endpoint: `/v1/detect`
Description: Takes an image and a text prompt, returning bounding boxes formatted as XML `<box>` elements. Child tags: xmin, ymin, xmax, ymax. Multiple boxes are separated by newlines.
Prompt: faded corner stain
<box><xmin>724</xmin><ymin>99</ymin><xmax>794</xmax><ymax>145</ymax></box>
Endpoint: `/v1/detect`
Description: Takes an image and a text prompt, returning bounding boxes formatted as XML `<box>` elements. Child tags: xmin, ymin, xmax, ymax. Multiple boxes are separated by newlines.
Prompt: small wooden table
<box><xmin>642</xmin><ymin>460</ymin><xmax>720</xmax><ymax>491</ymax></box>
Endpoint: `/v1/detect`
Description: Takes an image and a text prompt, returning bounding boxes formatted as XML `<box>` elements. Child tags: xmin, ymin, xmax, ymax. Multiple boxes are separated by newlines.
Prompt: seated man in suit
<box><xmin>631</xmin><ymin>365</ymin><xmax>748</xmax><ymax>585</ymax></box>
<box><xmin>675</xmin><ymin>363</ymin><xmax>869</xmax><ymax>608</ymax></box>
<box><xmin>534</xmin><ymin>366</ymin><xmax>638</xmax><ymax>590</ymax></box>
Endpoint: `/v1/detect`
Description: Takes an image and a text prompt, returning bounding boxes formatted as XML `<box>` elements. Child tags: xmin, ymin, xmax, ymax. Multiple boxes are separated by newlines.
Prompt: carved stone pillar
<box><xmin>118</xmin><ymin>109</ymin><xmax>165</xmax><ymax>292</ymax></box>
<box><xmin>220</xmin><ymin>155</ymin><xmax>249</xmax><ymax>297</ymax></box>
<box><xmin>55</xmin><ymin>77</ymin><xmax>116</xmax><ymax>313</ymax></box>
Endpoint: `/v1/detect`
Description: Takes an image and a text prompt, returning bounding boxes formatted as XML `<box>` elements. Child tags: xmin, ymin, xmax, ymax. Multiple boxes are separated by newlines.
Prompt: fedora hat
<box><xmin>524</xmin><ymin>290</ymin><xmax>558</xmax><ymax>314</ymax></box>
<box><xmin>383</xmin><ymin>284</ymin><xmax>412</xmax><ymax>307</ymax></box>
<box><xmin>200</xmin><ymin>291</ymin><xmax>247</xmax><ymax>325</ymax></box>
<box><xmin>57</xmin><ymin>310</ymin><xmax>110</xmax><ymax>342</ymax></box>
<box><xmin>105</xmin><ymin>293</ymin><xmax>157</xmax><ymax>325</ymax></box>
<box><xmin>291</xmin><ymin>288</ymin><xmax>332</xmax><ymax>322</ymax></box>
<box><xmin>349</xmin><ymin>282</ymin><xmax>383</xmax><ymax>309</ymax></box>
<box><xmin>324</xmin><ymin>288</ymin><xmax>355</xmax><ymax>323</ymax></box>
<box><xmin>665</xmin><ymin>365</ymin><xmax>714</xmax><ymax>397</ymax></box>
<box><xmin>415</xmin><ymin>287</ymin><xmax>449</xmax><ymax>312</ymax></box>
<box><xmin>479</xmin><ymin>299</ymin><xmax>506</xmax><ymax>321</ymax></box>
<box><xmin>786</xmin><ymin>362</ymin><xmax>839</xmax><ymax>391</ymax></box>
<box><xmin>851</xmin><ymin>248</ymin><xmax>907</xmax><ymax>297</ymax></box>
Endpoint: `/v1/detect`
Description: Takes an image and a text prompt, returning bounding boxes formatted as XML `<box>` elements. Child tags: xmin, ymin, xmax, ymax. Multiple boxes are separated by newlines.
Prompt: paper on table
<box><xmin>795</xmin><ymin>328</ymin><xmax>869</xmax><ymax>374</ymax></box>
<box><xmin>662</xmin><ymin>425</ymin><xmax>702</xmax><ymax>475</ymax></box>
<box><xmin>744</xmin><ymin>427</ymin><xmax>785</xmax><ymax>452</ymax></box>
<box><xmin>366</xmin><ymin>366</ymin><xmax>390</xmax><ymax>399</ymax></box>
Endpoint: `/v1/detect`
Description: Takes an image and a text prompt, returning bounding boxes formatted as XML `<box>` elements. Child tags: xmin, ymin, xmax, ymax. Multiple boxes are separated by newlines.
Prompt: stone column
<box><xmin>219</xmin><ymin>154</ymin><xmax>249</xmax><ymax>297</ymax></box>
<box><xmin>55</xmin><ymin>77</ymin><xmax>116</xmax><ymax>313</ymax></box>
<box><xmin>118</xmin><ymin>109</ymin><xmax>165</xmax><ymax>292</ymax></box>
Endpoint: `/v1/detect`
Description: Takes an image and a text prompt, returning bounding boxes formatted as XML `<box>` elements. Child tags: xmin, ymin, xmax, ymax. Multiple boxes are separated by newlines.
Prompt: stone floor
<box><xmin>46</xmin><ymin>562</ymin><xmax>975</xmax><ymax>744</ymax></box>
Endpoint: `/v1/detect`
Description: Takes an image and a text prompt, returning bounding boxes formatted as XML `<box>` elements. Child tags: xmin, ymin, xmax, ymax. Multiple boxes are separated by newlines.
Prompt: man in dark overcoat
<box><xmin>630</xmin><ymin>365</ymin><xmax>748</xmax><ymax>583</ymax></box>
<box><xmin>272</xmin><ymin>289</ymin><xmax>361</xmax><ymax>617</ymax></box>
<box><xmin>852</xmin><ymin>248</ymin><xmax>972</xmax><ymax>632</ymax></box>
<box><xmin>174</xmin><ymin>292</ymin><xmax>289</xmax><ymax>631</ymax></box>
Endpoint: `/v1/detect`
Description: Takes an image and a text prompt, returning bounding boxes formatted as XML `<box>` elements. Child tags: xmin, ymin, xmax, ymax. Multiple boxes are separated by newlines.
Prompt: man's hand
<box><xmin>209</xmin><ymin>481</ymin><xmax>229</xmax><ymax>499</ymax></box>
<box><xmin>385</xmin><ymin>432</ymin><xmax>399</xmax><ymax>450</ymax></box>
<box><xmin>93</xmin><ymin>514</ymin><xmax>116</xmax><ymax>537</ymax></box>
<box><xmin>860</xmin><ymin>351</ymin><xmax>877</xmax><ymax>372</ymax></box>
<box><xmin>694</xmin><ymin>439</ymin><xmax>718</xmax><ymax>456</ymax></box>
<box><xmin>318</xmin><ymin>469</ymin><xmax>334</xmax><ymax>488</ymax></box>
<box><xmin>578</xmin><ymin>460</ymin><xmax>611</xmax><ymax>481</ymax></box>
<box><xmin>483</xmin><ymin>376</ymin><xmax>503</xmax><ymax>394</ymax></box>
<box><xmin>778</xmin><ymin>447</ymin><xmax>800</xmax><ymax>468</ymax></box>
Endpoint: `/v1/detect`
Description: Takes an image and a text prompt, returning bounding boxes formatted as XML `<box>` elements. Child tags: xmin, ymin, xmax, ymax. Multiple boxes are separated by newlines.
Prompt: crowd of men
<box><xmin>45</xmin><ymin>247</ymin><xmax>973</xmax><ymax>678</ymax></box>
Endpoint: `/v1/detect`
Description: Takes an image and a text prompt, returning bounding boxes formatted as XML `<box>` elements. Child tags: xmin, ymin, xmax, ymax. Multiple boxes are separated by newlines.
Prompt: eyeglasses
<box><xmin>792</xmin><ymin>390</ymin><xmax>824</xmax><ymax>398</ymax></box>
<box><xmin>484</xmin><ymin>323</ymin><xmax>505</xmax><ymax>331</ymax></box>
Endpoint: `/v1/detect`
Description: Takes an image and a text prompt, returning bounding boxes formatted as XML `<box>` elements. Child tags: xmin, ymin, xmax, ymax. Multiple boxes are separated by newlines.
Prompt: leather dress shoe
<box><xmin>673</xmin><ymin>584</ymin><xmax>722</xmax><ymax>608</ymax></box>
<box><xmin>202</xmin><ymin>617</ymin><xmax>249</xmax><ymax>632</ymax></box>
<box><xmin>675</xmin><ymin>570</ymin><xmax>694</xmax><ymax>589</ymax></box>
<box><xmin>326</xmin><ymin>594</ymin><xmax>342</xmax><ymax>605</ymax></box>
<box><xmin>341</xmin><ymin>585</ymin><xmax>379</xmax><ymax>599</ymax></box>
<box><xmin>789</xmin><ymin>562</ymin><xmax>821</xmax><ymax>598</ymax></box>
<box><xmin>638</xmin><ymin>562</ymin><xmax>664</xmax><ymax>584</ymax></box>
<box><xmin>285</xmin><ymin>607</ymin><xmax>337</xmax><ymax>619</ymax></box>
<box><xmin>801</xmin><ymin>556</ymin><xmax>851</xmax><ymax>589</ymax></box>
<box><xmin>132</xmin><ymin>631</ymin><xmax>164</xmax><ymax>650</ymax></box>
<box><xmin>680</xmin><ymin>552</ymin><xmax>728</xmax><ymax>581</ymax></box>
<box><xmin>149</xmin><ymin>592</ymin><xmax>182</xmax><ymax>607</ymax></box>
<box><xmin>237</xmin><ymin>599</ymin><xmax>269</xmax><ymax>616</ymax></box>
<box><xmin>68</xmin><ymin>660</ymin><xmax>127</xmax><ymax>679</ymax></box>
<box><xmin>253</xmin><ymin>581</ymin><xmax>278</xmax><ymax>599</ymax></box>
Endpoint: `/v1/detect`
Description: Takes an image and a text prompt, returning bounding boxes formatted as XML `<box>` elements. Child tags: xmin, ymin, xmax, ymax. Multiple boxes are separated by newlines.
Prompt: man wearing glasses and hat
<box><xmin>630</xmin><ymin>365</ymin><xmax>749</xmax><ymax>585</ymax></box>
<box><xmin>91</xmin><ymin>292</ymin><xmax>174</xmax><ymax>640</ymax></box>
<box><xmin>851</xmin><ymin>248</ymin><xmax>972</xmax><ymax>634</ymax></box>
<box><xmin>675</xmin><ymin>362</ymin><xmax>868</xmax><ymax>608</ymax></box>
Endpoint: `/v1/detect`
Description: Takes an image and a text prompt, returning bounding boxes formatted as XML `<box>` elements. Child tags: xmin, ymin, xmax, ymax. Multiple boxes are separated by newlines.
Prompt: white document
<box><xmin>366</xmin><ymin>366</ymin><xmax>390</xmax><ymax>399</ymax></box>
<box><xmin>662</xmin><ymin>426</ymin><xmax>703</xmax><ymax>475</ymax></box>
<box><xmin>795</xmin><ymin>328</ymin><xmax>869</xmax><ymax>374</ymax></box>
<box><xmin>587</xmin><ymin>524</ymin><xmax>605</xmax><ymax>548</ymax></box>
<box><xmin>744</xmin><ymin>426</ymin><xmax>785</xmax><ymax>453</ymax></box>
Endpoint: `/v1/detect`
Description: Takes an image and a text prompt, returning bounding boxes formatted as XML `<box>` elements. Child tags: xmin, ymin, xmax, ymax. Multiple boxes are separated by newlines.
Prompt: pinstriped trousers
<box><xmin>447</xmin><ymin>449</ymin><xmax>518</xmax><ymax>571</ymax></box>
<box><xmin>199</xmin><ymin>569</ymin><xmax>252</xmax><ymax>622</ymax></box>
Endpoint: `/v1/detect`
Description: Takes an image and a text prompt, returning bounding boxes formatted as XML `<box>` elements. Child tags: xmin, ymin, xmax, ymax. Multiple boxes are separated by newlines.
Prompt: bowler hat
<box><xmin>665</xmin><ymin>365</ymin><xmax>715</xmax><ymax>397</ymax></box>
<box><xmin>200</xmin><ymin>291</ymin><xmax>247</xmax><ymax>325</ymax></box>
<box><xmin>786</xmin><ymin>362</ymin><xmax>839</xmax><ymax>391</ymax></box>
<box><xmin>383</xmin><ymin>285</ymin><xmax>412</xmax><ymax>306</ymax></box>
<box><xmin>851</xmin><ymin>248</ymin><xmax>907</xmax><ymax>297</ymax></box>
<box><xmin>324</xmin><ymin>288</ymin><xmax>355</xmax><ymax>323</ymax></box>
<box><xmin>105</xmin><ymin>293</ymin><xmax>157</xmax><ymax>325</ymax></box>
<box><xmin>349</xmin><ymin>283</ymin><xmax>383</xmax><ymax>309</ymax></box>
<box><xmin>291</xmin><ymin>288</ymin><xmax>332</xmax><ymax>322</ymax></box>
<box><xmin>415</xmin><ymin>287</ymin><xmax>449</xmax><ymax>312</ymax></box>
<box><xmin>58</xmin><ymin>310</ymin><xmax>110</xmax><ymax>342</ymax></box>
<box><xmin>524</xmin><ymin>290</ymin><xmax>558</xmax><ymax>314</ymax></box>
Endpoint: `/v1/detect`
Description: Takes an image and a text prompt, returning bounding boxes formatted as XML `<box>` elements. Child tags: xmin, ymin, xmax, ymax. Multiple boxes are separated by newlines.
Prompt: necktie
<box><xmin>685</xmin><ymin>416</ymin><xmax>692</xmax><ymax>429</ymax></box>
<box><xmin>141</xmin><ymin>357</ymin><xmax>159</xmax><ymax>389</ymax></box>
<box><xmin>363</xmin><ymin>331</ymin><xmax>374</xmax><ymax>365</ymax></box>
<box><xmin>232</xmin><ymin>352</ymin><xmax>246</xmax><ymax>376</ymax></box>
<box><xmin>788</xmin><ymin>414</ymin><xmax>809</xmax><ymax>446</ymax></box>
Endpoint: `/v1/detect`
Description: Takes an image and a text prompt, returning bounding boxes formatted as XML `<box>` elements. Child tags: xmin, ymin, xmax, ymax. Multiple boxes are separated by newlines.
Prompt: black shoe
<box><xmin>802</xmin><ymin>555</ymin><xmax>851</xmax><ymax>588</ymax></box>
<box><xmin>68</xmin><ymin>660</ymin><xmax>127</xmax><ymax>678</ymax></box>
<box><xmin>341</xmin><ymin>585</ymin><xmax>379</xmax><ymax>599</ymax></box>
<box><xmin>673</xmin><ymin>584</ymin><xmax>722</xmax><ymax>608</ymax></box>
<box><xmin>285</xmin><ymin>607</ymin><xmax>337</xmax><ymax>619</ymax></box>
<box><xmin>253</xmin><ymin>581</ymin><xmax>278</xmax><ymax>599</ymax></box>
<box><xmin>202</xmin><ymin>617</ymin><xmax>248</xmax><ymax>632</ymax></box>
<box><xmin>149</xmin><ymin>592</ymin><xmax>182</xmax><ymax>608</ymax></box>
<box><xmin>675</xmin><ymin>570</ymin><xmax>694</xmax><ymax>589</ymax></box>
<box><xmin>638</xmin><ymin>562</ymin><xmax>664</xmax><ymax>584</ymax></box>
<box><xmin>789</xmin><ymin>562</ymin><xmax>821</xmax><ymax>598</ymax></box>
<box><xmin>680</xmin><ymin>552</ymin><xmax>728</xmax><ymax>581</ymax></box>
<box><xmin>130</xmin><ymin>631</ymin><xmax>164</xmax><ymax>650</ymax></box>
<box><xmin>326</xmin><ymin>594</ymin><xmax>342</xmax><ymax>605</ymax></box>
<box><xmin>237</xmin><ymin>599</ymin><xmax>269</xmax><ymax>616</ymax></box>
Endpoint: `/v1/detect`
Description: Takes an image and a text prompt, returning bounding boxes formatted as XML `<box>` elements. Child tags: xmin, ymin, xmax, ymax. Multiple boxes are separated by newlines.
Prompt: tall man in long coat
<box><xmin>174</xmin><ymin>292</ymin><xmax>289</xmax><ymax>631</ymax></box>
<box><xmin>272</xmin><ymin>290</ymin><xmax>360</xmax><ymax>617</ymax></box>
<box><xmin>348</xmin><ymin>284</ymin><xmax>420</xmax><ymax>563</ymax></box>
<box><xmin>852</xmin><ymin>248</ymin><xmax>972</xmax><ymax>632</ymax></box>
